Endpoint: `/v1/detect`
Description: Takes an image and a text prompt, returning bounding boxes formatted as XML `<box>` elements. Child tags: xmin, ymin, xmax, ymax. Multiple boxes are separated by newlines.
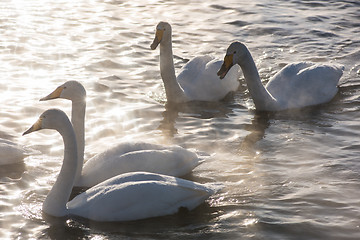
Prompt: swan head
<box><xmin>23</xmin><ymin>109</ymin><xmax>71</xmax><ymax>135</ymax></box>
<box><xmin>40</xmin><ymin>81</ymin><xmax>86</xmax><ymax>103</ymax></box>
<box><xmin>150</xmin><ymin>21</ymin><xmax>172</xmax><ymax>50</ymax></box>
<box><xmin>218</xmin><ymin>42</ymin><xmax>248</xmax><ymax>79</ymax></box>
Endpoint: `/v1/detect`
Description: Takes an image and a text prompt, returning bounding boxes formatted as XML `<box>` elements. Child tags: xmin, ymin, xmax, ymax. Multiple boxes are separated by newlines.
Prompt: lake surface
<box><xmin>1</xmin><ymin>0</ymin><xmax>359</xmax><ymax>239</ymax></box>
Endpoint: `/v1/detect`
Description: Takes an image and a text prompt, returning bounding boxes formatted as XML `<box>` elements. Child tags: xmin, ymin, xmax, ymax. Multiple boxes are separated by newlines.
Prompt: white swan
<box><xmin>0</xmin><ymin>138</ymin><xmax>36</xmax><ymax>165</ymax></box>
<box><xmin>40</xmin><ymin>81</ymin><xmax>203</xmax><ymax>188</ymax></box>
<box><xmin>23</xmin><ymin>109</ymin><xmax>219</xmax><ymax>221</ymax></box>
<box><xmin>218</xmin><ymin>42</ymin><xmax>344</xmax><ymax>111</ymax></box>
<box><xmin>150</xmin><ymin>21</ymin><xmax>241</xmax><ymax>103</ymax></box>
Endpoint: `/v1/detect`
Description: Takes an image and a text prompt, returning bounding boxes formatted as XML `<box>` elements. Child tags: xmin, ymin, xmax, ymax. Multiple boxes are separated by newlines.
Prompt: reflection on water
<box><xmin>0</xmin><ymin>162</ymin><xmax>26</xmax><ymax>180</ymax></box>
<box><xmin>1</xmin><ymin>0</ymin><xmax>360</xmax><ymax>239</ymax></box>
<box><xmin>158</xmin><ymin>105</ymin><xmax>179</xmax><ymax>137</ymax></box>
<box><xmin>239</xmin><ymin>112</ymin><xmax>270</xmax><ymax>157</ymax></box>
<box><xmin>159</xmin><ymin>100</ymin><xmax>236</xmax><ymax>137</ymax></box>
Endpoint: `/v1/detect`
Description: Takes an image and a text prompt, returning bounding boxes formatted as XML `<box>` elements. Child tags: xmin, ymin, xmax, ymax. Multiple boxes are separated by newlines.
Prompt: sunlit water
<box><xmin>1</xmin><ymin>0</ymin><xmax>360</xmax><ymax>239</ymax></box>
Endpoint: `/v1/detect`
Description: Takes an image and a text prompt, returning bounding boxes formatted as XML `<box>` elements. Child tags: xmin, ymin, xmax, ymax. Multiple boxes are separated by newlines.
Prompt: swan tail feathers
<box><xmin>203</xmin><ymin>182</ymin><xmax>224</xmax><ymax>194</ymax></box>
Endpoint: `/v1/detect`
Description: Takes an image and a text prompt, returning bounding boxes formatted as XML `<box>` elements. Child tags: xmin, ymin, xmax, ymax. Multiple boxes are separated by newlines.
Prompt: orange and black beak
<box><xmin>217</xmin><ymin>54</ymin><xmax>234</xmax><ymax>79</ymax></box>
<box><xmin>150</xmin><ymin>29</ymin><xmax>164</xmax><ymax>50</ymax></box>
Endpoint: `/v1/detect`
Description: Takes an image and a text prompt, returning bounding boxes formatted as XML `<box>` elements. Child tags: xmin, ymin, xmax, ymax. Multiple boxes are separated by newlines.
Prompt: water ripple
<box><xmin>1</xmin><ymin>0</ymin><xmax>359</xmax><ymax>239</ymax></box>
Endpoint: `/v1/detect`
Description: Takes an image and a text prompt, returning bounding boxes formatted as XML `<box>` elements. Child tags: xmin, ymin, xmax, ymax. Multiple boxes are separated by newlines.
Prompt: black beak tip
<box><xmin>22</xmin><ymin>129</ymin><xmax>30</xmax><ymax>136</ymax></box>
<box><xmin>217</xmin><ymin>71</ymin><xmax>224</xmax><ymax>79</ymax></box>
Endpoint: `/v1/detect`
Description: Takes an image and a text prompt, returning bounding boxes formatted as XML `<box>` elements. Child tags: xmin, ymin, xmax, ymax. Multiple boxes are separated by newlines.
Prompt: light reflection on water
<box><xmin>1</xmin><ymin>0</ymin><xmax>360</xmax><ymax>239</ymax></box>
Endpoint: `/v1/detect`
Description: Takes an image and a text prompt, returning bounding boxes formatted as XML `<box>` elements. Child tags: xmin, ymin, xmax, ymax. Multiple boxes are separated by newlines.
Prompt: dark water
<box><xmin>1</xmin><ymin>0</ymin><xmax>359</xmax><ymax>239</ymax></box>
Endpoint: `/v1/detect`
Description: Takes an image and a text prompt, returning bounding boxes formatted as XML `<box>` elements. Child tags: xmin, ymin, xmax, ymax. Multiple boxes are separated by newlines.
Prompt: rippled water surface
<box><xmin>1</xmin><ymin>0</ymin><xmax>360</xmax><ymax>239</ymax></box>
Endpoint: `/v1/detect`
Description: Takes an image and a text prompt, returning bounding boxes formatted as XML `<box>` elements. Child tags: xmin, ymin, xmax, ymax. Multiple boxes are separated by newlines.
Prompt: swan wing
<box><xmin>177</xmin><ymin>56</ymin><xmax>240</xmax><ymax>101</ymax></box>
<box><xmin>77</xmin><ymin>143</ymin><xmax>202</xmax><ymax>187</ymax></box>
<box><xmin>266</xmin><ymin>62</ymin><xmax>313</xmax><ymax>98</ymax></box>
<box><xmin>266</xmin><ymin>62</ymin><xmax>343</xmax><ymax>109</ymax></box>
<box><xmin>177</xmin><ymin>55</ymin><xmax>214</xmax><ymax>89</ymax></box>
<box><xmin>68</xmin><ymin>172</ymin><xmax>219</xmax><ymax>222</ymax></box>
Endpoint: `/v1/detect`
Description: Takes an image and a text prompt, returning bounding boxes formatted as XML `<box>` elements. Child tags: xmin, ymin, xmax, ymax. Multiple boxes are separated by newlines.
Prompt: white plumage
<box><xmin>40</xmin><ymin>81</ymin><xmax>203</xmax><ymax>187</ymax></box>
<box><xmin>177</xmin><ymin>56</ymin><xmax>240</xmax><ymax>101</ymax></box>
<box><xmin>151</xmin><ymin>22</ymin><xmax>240</xmax><ymax>103</ymax></box>
<box><xmin>77</xmin><ymin>142</ymin><xmax>201</xmax><ymax>187</ymax></box>
<box><xmin>0</xmin><ymin>138</ymin><xmax>36</xmax><ymax>165</ymax></box>
<box><xmin>67</xmin><ymin>171</ymin><xmax>218</xmax><ymax>222</ymax></box>
<box><xmin>218</xmin><ymin>42</ymin><xmax>344</xmax><ymax>111</ymax></box>
<box><xmin>23</xmin><ymin>109</ymin><xmax>220</xmax><ymax>222</ymax></box>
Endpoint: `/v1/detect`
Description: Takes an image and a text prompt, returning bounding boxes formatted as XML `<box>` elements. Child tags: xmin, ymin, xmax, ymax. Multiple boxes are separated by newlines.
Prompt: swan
<box><xmin>150</xmin><ymin>21</ymin><xmax>241</xmax><ymax>103</ymax></box>
<box><xmin>40</xmin><ymin>81</ymin><xmax>203</xmax><ymax>188</ymax></box>
<box><xmin>0</xmin><ymin>138</ymin><xmax>37</xmax><ymax>165</ymax></box>
<box><xmin>22</xmin><ymin>109</ymin><xmax>219</xmax><ymax>221</ymax></box>
<box><xmin>217</xmin><ymin>42</ymin><xmax>344</xmax><ymax>111</ymax></box>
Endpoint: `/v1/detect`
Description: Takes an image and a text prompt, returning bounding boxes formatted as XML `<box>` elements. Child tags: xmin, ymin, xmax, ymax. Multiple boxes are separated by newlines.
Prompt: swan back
<box><xmin>0</xmin><ymin>139</ymin><xmax>37</xmax><ymax>165</ymax></box>
<box><xmin>177</xmin><ymin>56</ymin><xmax>240</xmax><ymax>101</ymax></box>
<box><xmin>266</xmin><ymin>63</ymin><xmax>343</xmax><ymax>109</ymax></box>
<box><xmin>77</xmin><ymin>143</ymin><xmax>201</xmax><ymax>187</ymax></box>
<box><xmin>67</xmin><ymin>172</ymin><xmax>219</xmax><ymax>222</ymax></box>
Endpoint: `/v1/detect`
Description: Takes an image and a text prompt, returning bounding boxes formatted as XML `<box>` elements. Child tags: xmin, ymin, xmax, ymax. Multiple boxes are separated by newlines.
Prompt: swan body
<box><xmin>40</xmin><ymin>81</ymin><xmax>202</xmax><ymax>187</ymax></box>
<box><xmin>0</xmin><ymin>138</ymin><xmax>35</xmax><ymax>165</ymax></box>
<box><xmin>67</xmin><ymin>171</ymin><xmax>218</xmax><ymax>222</ymax></box>
<box><xmin>218</xmin><ymin>42</ymin><xmax>344</xmax><ymax>111</ymax></box>
<box><xmin>151</xmin><ymin>21</ymin><xmax>240</xmax><ymax>103</ymax></box>
<box><xmin>79</xmin><ymin>143</ymin><xmax>200</xmax><ymax>187</ymax></box>
<box><xmin>23</xmin><ymin>109</ymin><xmax>219</xmax><ymax>221</ymax></box>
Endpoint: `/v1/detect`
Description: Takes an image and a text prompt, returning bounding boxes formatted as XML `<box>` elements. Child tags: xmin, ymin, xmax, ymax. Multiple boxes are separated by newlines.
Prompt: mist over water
<box><xmin>1</xmin><ymin>0</ymin><xmax>360</xmax><ymax>239</ymax></box>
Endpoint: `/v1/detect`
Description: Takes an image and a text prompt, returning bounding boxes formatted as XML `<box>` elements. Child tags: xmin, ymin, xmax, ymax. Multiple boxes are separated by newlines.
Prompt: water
<box><xmin>1</xmin><ymin>0</ymin><xmax>360</xmax><ymax>239</ymax></box>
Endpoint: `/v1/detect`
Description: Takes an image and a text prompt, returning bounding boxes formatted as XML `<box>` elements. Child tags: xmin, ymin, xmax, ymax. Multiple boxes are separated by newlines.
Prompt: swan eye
<box><xmin>234</xmin><ymin>51</ymin><xmax>237</xmax><ymax>54</ymax></box>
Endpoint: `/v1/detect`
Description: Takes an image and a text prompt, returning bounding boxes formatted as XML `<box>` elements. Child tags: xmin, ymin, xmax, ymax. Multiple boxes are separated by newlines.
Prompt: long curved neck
<box><xmin>43</xmin><ymin>120</ymin><xmax>78</xmax><ymax>217</ymax></box>
<box><xmin>159</xmin><ymin>37</ymin><xmax>188</xmax><ymax>103</ymax></box>
<box><xmin>71</xmin><ymin>99</ymin><xmax>86</xmax><ymax>182</ymax></box>
<box><xmin>239</xmin><ymin>48</ymin><xmax>278</xmax><ymax>111</ymax></box>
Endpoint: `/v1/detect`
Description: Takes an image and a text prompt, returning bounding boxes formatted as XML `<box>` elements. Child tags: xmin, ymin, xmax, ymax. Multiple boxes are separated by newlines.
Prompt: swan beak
<box><xmin>23</xmin><ymin>118</ymin><xmax>43</xmax><ymax>136</ymax></box>
<box><xmin>217</xmin><ymin>54</ymin><xmax>234</xmax><ymax>79</ymax></box>
<box><xmin>150</xmin><ymin>29</ymin><xmax>164</xmax><ymax>50</ymax></box>
<box><xmin>40</xmin><ymin>86</ymin><xmax>64</xmax><ymax>101</ymax></box>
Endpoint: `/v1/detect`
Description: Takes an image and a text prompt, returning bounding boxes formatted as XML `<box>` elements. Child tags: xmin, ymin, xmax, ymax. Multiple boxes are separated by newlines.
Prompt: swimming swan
<box><xmin>0</xmin><ymin>138</ymin><xmax>26</xmax><ymax>165</ymax></box>
<box><xmin>23</xmin><ymin>109</ymin><xmax>219</xmax><ymax>222</ymax></box>
<box><xmin>150</xmin><ymin>21</ymin><xmax>240</xmax><ymax>103</ymax></box>
<box><xmin>40</xmin><ymin>81</ymin><xmax>202</xmax><ymax>187</ymax></box>
<box><xmin>0</xmin><ymin>138</ymin><xmax>32</xmax><ymax>165</ymax></box>
<box><xmin>218</xmin><ymin>42</ymin><xmax>344</xmax><ymax>111</ymax></box>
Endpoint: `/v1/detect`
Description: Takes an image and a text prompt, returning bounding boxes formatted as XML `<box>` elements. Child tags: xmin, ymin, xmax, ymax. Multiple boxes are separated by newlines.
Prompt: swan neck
<box><xmin>159</xmin><ymin>37</ymin><xmax>187</xmax><ymax>103</ymax></box>
<box><xmin>43</xmin><ymin>120</ymin><xmax>78</xmax><ymax>217</ymax></box>
<box><xmin>71</xmin><ymin>100</ymin><xmax>85</xmax><ymax>182</ymax></box>
<box><xmin>238</xmin><ymin>48</ymin><xmax>277</xmax><ymax>110</ymax></box>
